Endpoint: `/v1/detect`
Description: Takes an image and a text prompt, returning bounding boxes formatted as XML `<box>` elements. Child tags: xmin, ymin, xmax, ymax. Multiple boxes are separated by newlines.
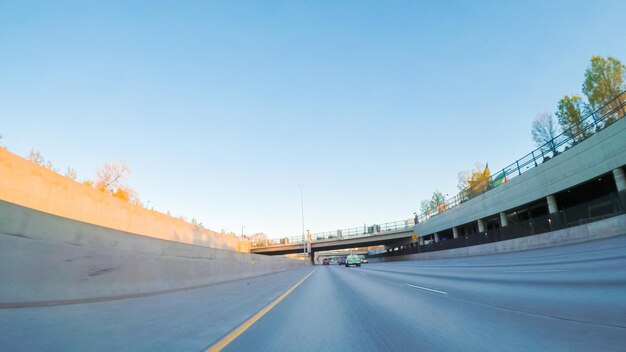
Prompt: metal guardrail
<box><xmin>252</xmin><ymin>91</ymin><xmax>626</xmax><ymax>248</ymax></box>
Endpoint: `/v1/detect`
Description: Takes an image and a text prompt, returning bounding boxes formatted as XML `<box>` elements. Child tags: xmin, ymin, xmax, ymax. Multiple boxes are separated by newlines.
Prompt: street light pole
<box><xmin>299</xmin><ymin>184</ymin><xmax>305</xmax><ymax>256</ymax></box>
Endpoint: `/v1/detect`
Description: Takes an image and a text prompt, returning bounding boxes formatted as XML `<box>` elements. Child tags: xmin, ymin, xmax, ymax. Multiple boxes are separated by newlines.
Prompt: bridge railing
<box><xmin>415</xmin><ymin>91</ymin><xmax>626</xmax><ymax>224</ymax></box>
<box><xmin>251</xmin><ymin>235</ymin><xmax>304</xmax><ymax>247</ymax></box>
<box><xmin>311</xmin><ymin>220</ymin><xmax>413</xmax><ymax>242</ymax></box>
<box><xmin>252</xmin><ymin>92</ymin><xmax>625</xmax><ymax>249</ymax></box>
<box><xmin>252</xmin><ymin>219</ymin><xmax>413</xmax><ymax>247</ymax></box>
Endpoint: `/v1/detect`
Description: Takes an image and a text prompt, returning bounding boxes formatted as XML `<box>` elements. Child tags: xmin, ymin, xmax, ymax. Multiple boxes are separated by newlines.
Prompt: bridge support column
<box><xmin>546</xmin><ymin>194</ymin><xmax>560</xmax><ymax>230</ymax></box>
<box><xmin>546</xmin><ymin>195</ymin><xmax>558</xmax><ymax>214</ymax></box>
<box><xmin>477</xmin><ymin>219</ymin><xmax>485</xmax><ymax>233</ymax></box>
<box><xmin>452</xmin><ymin>227</ymin><xmax>459</xmax><ymax>239</ymax></box>
<box><xmin>434</xmin><ymin>233</ymin><xmax>440</xmax><ymax>243</ymax></box>
<box><xmin>499</xmin><ymin>212</ymin><xmax>509</xmax><ymax>227</ymax></box>
<box><xmin>613</xmin><ymin>167</ymin><xmax>626</xmax><ymax>207</ymax></box>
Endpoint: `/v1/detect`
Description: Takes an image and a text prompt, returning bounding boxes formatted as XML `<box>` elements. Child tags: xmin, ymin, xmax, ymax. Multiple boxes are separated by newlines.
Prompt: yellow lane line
<box><xmin>205</xmin><ymin>269</ymin><xmax>317</xmax><ymax>352</ymax></box>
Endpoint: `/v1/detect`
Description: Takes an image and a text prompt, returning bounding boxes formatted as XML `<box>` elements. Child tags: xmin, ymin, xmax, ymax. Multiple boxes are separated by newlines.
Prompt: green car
<box><xmin>345</xmin><ymin>254</ymin><xmax>362</xmax><ymax>267</ymax></box>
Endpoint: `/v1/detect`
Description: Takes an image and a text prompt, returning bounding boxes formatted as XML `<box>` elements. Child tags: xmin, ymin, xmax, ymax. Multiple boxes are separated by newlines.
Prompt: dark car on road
<box><xmin>323</xmin><ymin>258</ymin><xmax>330</xmax><ymax>265</ymax></box>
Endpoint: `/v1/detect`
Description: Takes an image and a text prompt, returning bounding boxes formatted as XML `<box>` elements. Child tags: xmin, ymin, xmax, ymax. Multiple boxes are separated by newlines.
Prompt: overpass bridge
<box><xmin>250</xmin><ymin>220</ymin><xmax>415</xmax><ymax>257</ymax></box>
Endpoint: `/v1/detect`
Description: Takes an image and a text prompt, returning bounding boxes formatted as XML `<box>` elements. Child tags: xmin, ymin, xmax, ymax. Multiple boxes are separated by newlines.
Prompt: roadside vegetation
<box><xmin>0</xmin><ymin>143</ymin><xmax>225</xmax><ymax>234</ymax></box>
<box><xmin>418</xmin><ymin>55</ymin><xmax>625</xmax><ymax>222</ymax></box>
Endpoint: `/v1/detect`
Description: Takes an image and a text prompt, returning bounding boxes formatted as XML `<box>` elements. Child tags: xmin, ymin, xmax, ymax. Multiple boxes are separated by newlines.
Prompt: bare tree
<box><xmin>64</xmin><ymin>167</ymin><xmax>78</xmax><ymax>180</ymax></box>
<box><xmin>95</xmin><ymin>161</ymin><xmax>131</xmax><ymax>192</ymax></box>
<box><xmin>44</xmin><ymin>160</ymin><xmax>58</xmax><ymax>172</ymax></box>
<box><xmin>249</xmin><ymin>232</ymin><xmax>269</xmax><ymax>245</ymax></box>
<box><xmin>531</xmin><ymin>112</ymin><xmax>559</xmax><ymax>154</ymax></box>
<box><xmin>94</xmin><ymin>161</ymin><xmax>139</xmax><ymax>203</ymax></box>
<box><xmin>27</xmin><ymin>150</ymin><xmax>45</xmax><ymax>166</ymax></box>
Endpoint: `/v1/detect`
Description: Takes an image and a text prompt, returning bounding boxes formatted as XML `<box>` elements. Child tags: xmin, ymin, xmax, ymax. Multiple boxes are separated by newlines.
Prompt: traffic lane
<box><xmin>0</xmin><ymin>267</ymin><xmax>314</xmax><ymax>352</ymax></box>
<box><xmin>224</xmin><ymin>265</ymin><xmax>428</xmax><ymax>352</ymax></box>
<box><xmin>359</xmin><ymin>263</ymin><xmax>626</xmax><ymax>328</ymax></box>
<box><xmin>361</xmin><ymin>242</ymin><xmax>626</xmax><ymax>327</ymax></box>
<box><xmin>225</xmin><ymin>264</ymin><xmax>626</xmax><ymax>351</ymax></box>
<box><xmin>345</xmin><ymin>264</ymin><xmax>624</xmax><ymax>351</ymax></box>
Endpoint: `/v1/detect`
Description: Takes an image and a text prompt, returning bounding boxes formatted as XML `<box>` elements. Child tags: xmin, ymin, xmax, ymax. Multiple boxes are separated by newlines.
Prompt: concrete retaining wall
<box><xmin>0</xmin><ymin>201</ymin><xmax>308</xmax><ymax>307</ymax></box>
<box><xmin>0</xmin><ymin>148</ymin><xmax>246</xmax><ymax>252</ymax></box>
<box><xmin>415</xmin><ymin>117</ymin><xmax>626</xmax><ymax>236</ymax></box>
<box><xmin>373</xmin><ymin>214</ymin><xmax>626</xmax><ymax>262</ymax></box>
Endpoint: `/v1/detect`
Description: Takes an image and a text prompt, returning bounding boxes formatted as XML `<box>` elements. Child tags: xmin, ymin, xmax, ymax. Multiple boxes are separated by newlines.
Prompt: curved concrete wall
<box><xmin>377</xmin><ymin>214</ymin><xmax>626</xmax><ymax>262</ymax></box>
<box><xmin>0</xmin><ymin>200</ymin><xmax>307</xmax><ymax>307</ymax></box>
<box><xmin>415</xmin><ymin>117</ymin><xmax>626</xmax><ymax>236</ymax></box>
<box><xmin>0</xmin><ymin>148</ymin><xmax>245</xmax><ymax>251</ymax></box>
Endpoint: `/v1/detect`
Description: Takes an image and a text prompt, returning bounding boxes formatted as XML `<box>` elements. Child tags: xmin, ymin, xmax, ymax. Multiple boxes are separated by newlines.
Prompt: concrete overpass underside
<box><xmin>251</xmin><ymin>230</ymin><xmax>414</xmax><ymax>256</ymax></box>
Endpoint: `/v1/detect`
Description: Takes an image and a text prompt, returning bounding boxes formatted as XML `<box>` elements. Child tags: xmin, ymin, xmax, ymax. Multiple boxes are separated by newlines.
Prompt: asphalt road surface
<box><xmin>2</xmin><ymin>236</ymin><xmax>626</xmax><ymax>351</ymax></box>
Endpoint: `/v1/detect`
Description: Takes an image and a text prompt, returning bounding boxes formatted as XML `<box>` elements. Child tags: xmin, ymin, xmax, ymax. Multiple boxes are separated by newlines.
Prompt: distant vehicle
<box><xmin>361</xmin><ymin>258</ymin><xmax>368</xmax><ymax>264</ymax></box>
<box><xmin>345</xmin><ymin>254</ymin><xmax>362</xmax><ymax>267</ymax></box>
<box><xmin>322</xmin><ymin>258</ymin><xmax>330</xmax><ymax>265</ymax></box>
<box><xmin>337</xmin><ymin>258</ymin><xmax>346</xmax><ymax>265</ymax></box>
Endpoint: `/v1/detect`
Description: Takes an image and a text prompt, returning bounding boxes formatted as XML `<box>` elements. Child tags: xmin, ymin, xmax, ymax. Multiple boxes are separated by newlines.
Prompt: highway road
<box><xmin>2</xmin><ymin>235</ymin><xmax>626</xmax><ymax>351</ymax></box>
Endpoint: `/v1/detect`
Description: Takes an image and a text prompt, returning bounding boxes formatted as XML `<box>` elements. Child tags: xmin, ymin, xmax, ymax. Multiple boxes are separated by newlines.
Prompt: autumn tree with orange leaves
<box><xmin>458</xmin><ymin>162</ymin><xmax>491</xmax><ymax>201</ymax></box>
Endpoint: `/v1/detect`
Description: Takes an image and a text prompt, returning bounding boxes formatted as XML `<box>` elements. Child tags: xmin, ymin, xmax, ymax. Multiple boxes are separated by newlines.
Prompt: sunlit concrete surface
<box><xmin>0</xmin><ymin>148</ymin><xmax>246</xmax><ymax>251</ymax></box>
<box><xmin>2</xmin><ymin>236</ymin><xmax>625</xmax><ymax>351</ymax></box>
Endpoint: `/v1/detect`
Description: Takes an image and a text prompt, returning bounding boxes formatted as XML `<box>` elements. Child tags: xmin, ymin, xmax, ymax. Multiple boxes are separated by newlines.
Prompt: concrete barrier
<box><xmin>0</xmin><ymin>200</ymin><xmax>308</xmax><ymax>307</ymax></box>
<box><xmin>0</xmin><ymin>148</ymin><xmax>245</xmax><ymax>251</ymax></box>
<box><xmin>372</xmin><ymin>214</ymin><xmax>626</xmax><ymax>262</ymax></box>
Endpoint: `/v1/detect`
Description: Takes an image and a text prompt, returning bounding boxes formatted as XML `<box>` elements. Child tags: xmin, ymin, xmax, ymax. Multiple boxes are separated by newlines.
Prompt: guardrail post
<box><xmin>532</xmin><ymin>151</ymin><xmax>537</xmax><ymax>167</ymax></box>
<box><xmin>516</xmin><ymin>160</ymin><xmax>521</xmax><ymax>176</ymax></box>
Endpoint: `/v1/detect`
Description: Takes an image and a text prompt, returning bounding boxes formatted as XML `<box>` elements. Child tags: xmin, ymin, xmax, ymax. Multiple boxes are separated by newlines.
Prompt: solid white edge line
<box><xmin>405</xmin><ymin>283</ymin><xmax>448</xmax><ymax>295</ymax></box>
<box><xmin>502</xmin><ymin>270</ymin><xmax>565</xmax><ymax>273</ymax></box>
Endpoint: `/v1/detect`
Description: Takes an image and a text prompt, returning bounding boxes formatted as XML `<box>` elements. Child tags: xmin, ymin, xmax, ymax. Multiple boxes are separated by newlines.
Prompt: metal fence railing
<box><xmin>251</xmin><ymin>235</ymin><xmax>306</xmax><ymax>247</ymax></box>
<box><xmin>251</xmin><ymin>219</ymin><xmax>414</xmax><ymax>247</ymax></box>
<box><xmin>312</xmin><ymin>220</ymin><xmax>412</xmax><ymax>242</ymax></box>
<box><xmin>415</xmin><ymin>91</ymin><xmax>626</xmax><ymax>223</ymax></box>
<box><xmin>252</xmin><ymin>91</ymin><xmax>626</xmax><ymax>249</ymax></box>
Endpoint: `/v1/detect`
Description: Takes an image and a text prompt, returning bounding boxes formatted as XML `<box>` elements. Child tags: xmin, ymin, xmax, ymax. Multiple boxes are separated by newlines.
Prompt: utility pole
<box><xmin>299</xmin><ymin>184</ymin><xmax>305</xmax><ymax>256</ymax></box>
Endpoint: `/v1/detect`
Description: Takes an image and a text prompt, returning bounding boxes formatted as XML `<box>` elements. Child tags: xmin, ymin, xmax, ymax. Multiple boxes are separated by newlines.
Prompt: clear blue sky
<box><xmin>1</xmin><ymin>1</ymin><xmax>625</xmax><ymax>238</ymax></box>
